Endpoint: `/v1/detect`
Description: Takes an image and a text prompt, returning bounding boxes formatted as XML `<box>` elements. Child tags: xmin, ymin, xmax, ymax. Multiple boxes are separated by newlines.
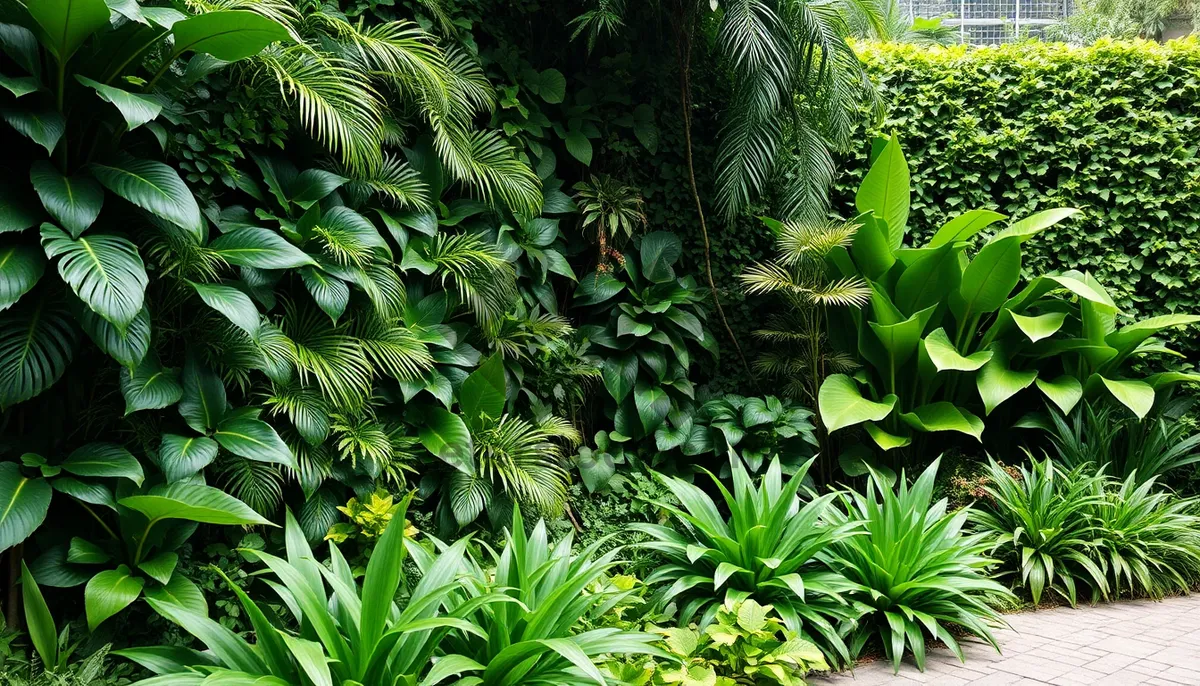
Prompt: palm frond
<box><xmin>425</xmin><ymin>233</ymin><xmax>518</xmax><ymax>323</ymax></box>
<box><xmin>475</xmin><ymin>414</ymin><xmax>572</xmax><ymax>512</ymax></box>
<box><xmin>343</xmin><ymin>154</ymin><xmax>431</xmax><ymax>209</ymax></box>
<box><xmin>431</xmin><ymin>125</ymin><xmax>543</xmax><ymax>216</ymax></box>
<box><xmin>214</xmin><ymin>455</ymin><xmax>284</xmax><ymax>518</ymax></box>
<box><xmin>353</xmin><ymin>313</ymin><xmax>435</xmax><ymax>381</ymax></box>
<box><xmin>278</xmin><ymin>299</ymin><xmax>374</xmax><ymax>409</ymax></box>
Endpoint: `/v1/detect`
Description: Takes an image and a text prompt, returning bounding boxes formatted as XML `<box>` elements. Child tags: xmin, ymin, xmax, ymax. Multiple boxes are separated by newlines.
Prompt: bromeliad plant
<box><xmin>970</xmin><ymin>458</ymin><xmax>1110</xmax><ymax>606</ymax></box>
<box><xmin>118</xmin><ymin>504</ymin><xmax>480</xmax><ymax>686</ymax></box>
<box><xmin>635</xmin><ymin>456</ymin><xmax>865</xmax><ymax>667</ymax></box>
<box><xmin>574</xmin><ymin>231</ymin><xmax>717</xmax><ymax>450</ymax></box>
<box><xmin>823</xmin><ymin>459</ymin><xmax>1011</xmax><ymax>673</ymax></box>
<box><xmin>419</xmin><ymin>505</ymin><xmax>664</xmax><ymax>685</ymax></box>
<box><xmin>817</xmin><ymin>136</ymin><xmax>1200</xmax><ymax>454</ymax></box>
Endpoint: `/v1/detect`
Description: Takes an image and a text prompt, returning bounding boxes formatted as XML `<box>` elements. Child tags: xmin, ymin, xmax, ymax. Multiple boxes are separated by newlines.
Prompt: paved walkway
<box><xmin>809</xmin><ymin>594</ymin><xmax>1200</xmax><ymax>685</ymax></box>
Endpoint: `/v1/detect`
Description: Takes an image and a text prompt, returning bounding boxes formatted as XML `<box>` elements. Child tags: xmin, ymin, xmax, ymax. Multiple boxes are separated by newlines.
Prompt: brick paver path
<box><xmin>809</xmin><ymin>594</ymin><xmax>1200</xmax><ymax>685</ymax></box>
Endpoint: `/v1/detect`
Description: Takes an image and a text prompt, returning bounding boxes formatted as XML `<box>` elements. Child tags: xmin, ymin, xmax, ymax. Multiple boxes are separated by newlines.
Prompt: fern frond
<box><xmin>354</xmin><ymin>314</ymin><xmax>435</xmax><ymax>381</ymax></box>
<box><xmin>431</xmin><ymin>125</ymin><xmax>542</xmax><ymax>216</ymax></box>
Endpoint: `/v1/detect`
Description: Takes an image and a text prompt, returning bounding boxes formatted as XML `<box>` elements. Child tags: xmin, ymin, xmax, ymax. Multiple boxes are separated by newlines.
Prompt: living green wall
<box><xmin>832</xmin><ymin>38</ymin><xmax>1200</xmax><ymax>362</ymax></box>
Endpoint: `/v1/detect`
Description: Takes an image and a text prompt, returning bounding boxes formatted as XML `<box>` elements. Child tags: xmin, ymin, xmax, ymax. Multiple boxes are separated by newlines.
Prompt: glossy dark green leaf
<box><xmin>85</xmin><ymin>565</ymin><xmax>145</xmax><ymax>631</ymax></box>
<box><xmin>159</xmin><ymin>434</ymin><xmax>219</xmax><ymax>483</ymax></box>
<box><xmin>0</xmin><ymin>295</ymin><xmax>76</xmax><ymax>408</ymax></box>
<box><xmin>189</xmin><ymin>281</ymin><xmax>261</xmax><ymax>341</ymax></box>
<box><xmin>178</xmin><ymin>354</ymin><xmax>227</xmax><ymax>433</ymax></box>
<box><xmin>168</xmin><ymin>10</ymin><xmax>289</xmax><ymax>61</ymax></box>
<box><xmin>213</xmin><ymin>415</ymin><xmax>295</xmax><ymax>468</ymax></box>
<box><xmin>3</xmin><ymin>109</ymin><xmax>66</xmax><ymax>155</ymax></box>
<box><xmin>90</xmin><ymin>157</ymin><xmax>204</xmax><ymax>241</ymax></box>
<box><xmin>61</xmin><ymin>443</ymin><xmax>144</xmax><ymax>485</ymax></box>
<box><xmin>26</xmin><ymin>0</ymin><xmax>110</xmax><ymax>61</ymax></box>
<box><xmin>30</xmin><ymin>161</ymin><xmax>104</xmax><ymax>238</ymax></box>
<box><xmin>120</xmin><ymin>356</ymin><xmax>182</xmax><ymax>415</ymax></box>
<box><xmin>0</xmin><ymin>241</ymin><xmax>45</xmax><ymax>312</ymax></box>
<box><xmin>209</xmin><ymin>228</ymin><xmax>315</xmax><ymax>269</ymax></box>
<box><xmin>0</xmin><ymin>463</ymin><xmax>50</xmax><ymax>552</ymax></box>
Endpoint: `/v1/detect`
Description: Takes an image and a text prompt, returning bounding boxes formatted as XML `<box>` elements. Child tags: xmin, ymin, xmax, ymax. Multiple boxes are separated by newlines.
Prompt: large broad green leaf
<box><xmin>864</xmin><ymin>422</ymin><xmax>912</xmax><ymax>451</ymax></box>
<box><xmin>1105</xmin><ymin>314</ymin><xmax>1200</xmax><ymax>358</ymax></box>
<box><xmin>639</xmin><ymin>232</ymin><xmax>681</xmax><ymax>283</ymax></box>
<box><xmin>0</xmin><ymin>74</ymin><xmax>39</xmax><ymax>98</ymax></box>
<box><xmin>894</xmin><ymin>243</ymin><xmax>961</xmax><ymax>315</ymax></box>
<box><xmin>900</xmin><ymin>403</ymin><xmax>984</xmax><ymax>442</ymax></box>
<box><xmin>288</xmin><ymin>169</ymin><xmax>347</xmax><ymax>209</ymax></box>
<box><xmin>633</xmin><ymin>381</ymin><xmax>670</xmax><ymax>434</ymax></box>
<box><xmin>189</xmin><ymin>281</ymin><xmax>261</xmax><ymax>341</ymax></box>
<box><xmin>988</xmin><ymin>208</ymin><xmax>1080</xmax><ymax>244</ymax></box>
<box><xmin>53</xmin><ymin>477</ymin><xmax>115</xmax><ymax>511</ymax></box>
<box><xmin>976</xmin><ymin>349</ymin><xmax>1037</xmax><ymax>415</ymax></box>
<box><xmin>1010</xmin><ymin>311</ymin><xmax>1066</xmax><ymax>343</ymax></box>
<box><xmin>0</xmin><ymin>296</ymin><xmax>76</xmax><ymax>408</ymax></box>
<box><xmin>120</xmin><ymin>356</ymin><xmax>182</xmax><ymax>415</ymax></box>
<box><xmin>26</xmin><ymin>0</ymin><xmax>111</xmax><ymax>61</ymax></box>
<box><xmin>0</xmin><ymin>241</ymin><xmax>45</xmax><ymax>312</ymax></box>
<box><xmin>78</xmin><ymin>305</ymin><xmax>150</xmax><ymax>368</ymax></box>
<box><xmin>61</xmin><ymin>443</ymin><xmax>144</xmax><ymax>485</ymax></box>
<box><xmin>119</xmin><ymin>483</ymin><xmax>272</xmax><ymax>526</ymax></box>
<box><xmin>299</xmin><ymin>267</ymin><xmax>348</xmax><ymax>323</ymax></box>
<box><xmin>75</xmin><ymin>76</ymin><xmax>162</xmax><ymax>130</ymax></box>
<box><xmin>573</xmin><ymin>272</ymin><xmax>624</xmax><ymax>306</ymax></box>
<box><xmin>849</xmin><ymin>215</ymin><xmax>895</xmax><ymax>281</ymax></box>
<box><xmin>85</xmin><ymin>565</ymin><xmax>145</xmax><ymax>631</ymax></box>
<box><xmin>178</xmin><ymin>355</ymin><xmax>227</xmax><ymax>434</ymax></box>
<box><xmin>93</xmin><ymin>159</ymin><xmax>201</xmax><ymax>243</ymax></box>
<box><xmin>923</xmin><ymin>328</ymin><xmax>992</xmax><ymax>372</ymax></box>
<box><xmin>30</xmin><ymin>161</ymin><xmax>104</xmax><ymax>238</ymax></box>
<box><xmin>143</xmin><ymin>572</ymin><xmax>207</xmax><ymax>617</ymax></box>
<box><xmin>855</xmin><ymin>134</ymin><xmax>909</xmax><ymax>250</ymax></box>
<box><xmin>927</xmin><ymin>209</ymin><xmax>1006</xmax><ymax>248</ymax></box>
<box><xmin>209</xmin><ymin>228</ymin><xmax>315</xmax><ymax>269</ymax></box>
<box><xmin>168</xmin><ymin>10</ymin><xmax>289</xmax><ymax>62</ymax></box>
<box><xmin>2</xmin><ymin>109</ymin><xmax>66</xmax><ymax>155</ymax></box>
<box><xmin>1144</xmin><ymin>372</ymin><xmax>1200</xmax><ymax>390</ymax></box>
<box><xmin>0</xmin><ymin>463</ymin><xmax>51</xmax><ymax>552</ymax></box>
<box><xmin>1035</xmin><ymin>375</ymin><xmax>1083</xmax><ymax>415</ymax></box>
<box><xmin>137</xmin><ymin>552</ymin><xmax>179</xmax><ymax>585</ymax></box>
<box><xmin>68</xmin><ymin>537</ymin><xmax>109</xmax><ymax>564</ymax></box>
<box><xmin>213</xmin><ymin>415</ymin><xmax>295</xmax><ymax>468</ymax></box>
<box><xmin>951</xmin><ymin>236</ymin><xmax>1022</xmax><ymax>324</ymax></box>
<box><xmin>21</xmin><ymin>562</ymin><xmax>58</xmax><ymax>669</ymax></box>
<box><xmin>459</xmin><ymin>354</ymin><xmax>505</xmax><ymax>430</ymax></box>
<box><xmin>158</xmin><ymin>434</ymin><xmax>219</xmax><ymax>483</ymax></box>
<box><xmin>414</xmin><ymin>405</ymin><xmax>473</xmax><ymax>475</ymax></box>
<box><xmin>41</xmin><ymin>224</ymin><xmax>148</xmax><ymax>332</ymax></box>
<box><xmin>1045</xmin><ymin>272</ymin><xmax>1113</xmax><ymax>307</ymax></box>
<box><xmin>1097</xmin><ymin>376</ymin><xmax>1155</xmax><ymax>419</ymax></box>
<box><xmin>602</xmin><ymin>353</ymin><xmax>638</xmax><ymax>403</ymax></box>
<box><xmin>868</xmin><ymin>305</ymin><xmax>932</xmax><ymax>368</ymax></box>
<box><xmin>818</xmin><ymin>374</ymin><xmax>897</xmax><ymax>433</ymax></box>
<box><xmin>0</xmin><ymin>185</ymin><xmax>42</xmax><ymax>234</ymax></box>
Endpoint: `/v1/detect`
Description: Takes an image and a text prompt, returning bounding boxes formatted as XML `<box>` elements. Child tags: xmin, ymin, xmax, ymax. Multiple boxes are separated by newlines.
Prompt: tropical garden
<box><xmin>0</xmin><ymin>0</ymin><xmax>1198</xmax><ymax>684</ymax></box>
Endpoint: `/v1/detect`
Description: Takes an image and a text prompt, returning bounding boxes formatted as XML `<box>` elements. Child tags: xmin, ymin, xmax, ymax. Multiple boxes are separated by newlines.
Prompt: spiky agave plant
<box><xmin>118</xmin><ymin>502</ymin><xmax>485</xmax><ymax>685</ymax></box>
<box><xmin>635</xmin><ymin>456</ymin><xmax>866</xmax><ymax>667</ymax></box>
<box><xmin>1090</xmin><ymin>474</ymin><xmax>1200</xmax><ymax>599</ymax></box>
<box><xmin>970</xmin><ymin>457</ymin><xmax>1110</xmax><ymax>606</ymax></box>
<box><xmin>415</xmin><ymin>505</ymin><xmax>665</xmax><ymax>685</ymax></box>
<box><xmin>823</xmin><ymin>459</ymin><xmax>1012</xmax><ymax>673</ymax></box>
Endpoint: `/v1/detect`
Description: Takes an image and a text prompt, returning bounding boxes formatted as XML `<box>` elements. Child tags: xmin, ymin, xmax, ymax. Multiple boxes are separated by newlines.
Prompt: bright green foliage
<box><xmin>680</xmin><ymin>394</ymin><xmax>819</xmax><ymax>476</ymax></box>
<box><xmin>324</xmin><ymin>490</ymin><xmax>415</xmax><ymax>545</ymax></box>
<box><xmin>577</xmin><ymin>232</ymin><xmax>716</xmax><ymax>447</ymax></box>
<box><xmin>1041</xmin><ymin>400</ymin><xmax>1200</xmax><ymax>483</ymax></box>
<box><xmin>818</xmin><ymin>136</ymin><xmax>1199</xmax><ymax>453</ymax></box>
<box><xmin>1091</xmin><ymin>474</ymin><xmax>1200</xmax><ymax>598</ymax></box>
<box><xmin>629</xmin><ymin>599</ymin><xmax>829</xmax><ymax>686</ymax></box>
<box><xmin>420</xmin><ymin>505</ymin><xmax>663</xmax><ymax>685</ymax></box>
<box><xmin>840</xmin><ymin>40</ymin><xmax>1200</xmax><ymax>366</ymax></box>
<box><xmin>824</xmin><ymin>459</ymin><xmax>1011</xmax><ymax>673</ymax></box>
<box><xmin>119</xmin><ymin>504</ymin><xmax>475</xmax><ymax>685</ymax></box>
<box><xmin>970</xmin><ymin>458</ymin><xmax>1110</xmax><ymax>606</ymax></box>
<box><xmin>636</xmin><ymin>457</ymin><xmax>865</xmax><ymax>666</ymax></box>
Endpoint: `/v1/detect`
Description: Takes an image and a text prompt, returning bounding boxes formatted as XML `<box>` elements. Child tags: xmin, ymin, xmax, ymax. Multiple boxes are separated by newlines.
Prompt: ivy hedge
<box><xmin>831</xmin><ymin>38</ymin><xmax>1200</xmax><ymax>363</ymax></box>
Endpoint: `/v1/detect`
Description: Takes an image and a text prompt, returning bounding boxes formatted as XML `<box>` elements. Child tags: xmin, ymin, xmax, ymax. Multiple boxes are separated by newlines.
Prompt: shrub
<box><xmin>970</xmin><ymin>458</ymin><xmax>1110</xmax><ymax>606</ymax></box>
<box><xmin>635</xmin><ymin>457</ymin><xmax>864</xmax><ymax>666</ymax></box>
<box><xmin>1090</xmin><ymin>475</ymin><xmax>1200</xmax><ymax>598</ymax></box>
<box><xmin>823</xmin><ymin>459</ymin><xmax>1011</xmax><ymax>672</ymax></box>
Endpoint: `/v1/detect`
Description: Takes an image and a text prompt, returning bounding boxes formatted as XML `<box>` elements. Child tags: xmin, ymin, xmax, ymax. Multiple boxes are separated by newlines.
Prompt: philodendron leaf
<box><xmin>639</xmin><ymin>232</ymin><xmax>682</xmax><ymax>283</ymax></box>
<box><xmin>143</xmin><ymin>573</ymin><xmax>207</xmax><ymax>617</ymax></box>
<box><xmin>856</xmin><ymin>133</ymin><xmax>909</xmax><ymax>250</ymax></box>
<box><xmin>61</xmin><ymin>443</ymin><xmax>144</xmax><ymax>486</ymax></box>
<box><xmin>120</xmin><ymin>356</ymin><xmax>183</xmax><ymax>415</ymax></box>
<box><xmin>213</xmin><ymin>414</ymin><xmax>295</xmax><ymax>468</ymax></box>
<box><xmin>77</xmin><ymin>305</ymin><xmax>150</xmax><ymax>368</ymax></box>
<box><xmin>0</xmin><ymin>241</ymin><xmax>45</xmax><ymax>312</ymax></box>
<box><xmin>0</xmin><ymin>463</ymin><xmax>51</xmax><ymax>552</ymax></box>
<box><xmin>118</xmin><ymin>483</ymin><xmax>273</xmax><ymax>526</ymax></box>
<box><xmin>1035</xmin><ymin>375</ymin><xmax>1083</xmax><ymax>415</ymax></box>
<box><xmin>178</xmin><ymin>355</ymin><xmax>227</xmax><ymax>433</ymax></box>
<box><xmin>976</xmin><ymin>350</ymin><xmax>1037</xmax><ymax>415</ymax></box>
<box><xmin>900</xmin><ymin>403</ymin><xmax>985</xmax><ymax>442</ymax></box>
<box><xmin>189</xmin><ymin>281</ymin><xmax>261</xmax><ymax>341</ymax></box>
<box><xmin>209</xmin><ymin>228</ymin><xmax>316</xmax><ymax>269</ymax></box>
<box><xmin>41</xmin><ymin>224</ymin><xmax>148</xmax><ymax>333</ymax></box>
<box><xmin>414</xmin><ymin>405</ymin><xmax>474</xmax><ymax>475</ymax></box>
<box><xmin>818</xmin><ymin>374</ymin><xmax>897</xmax><ymax>433</ymax></box>
<box><xmin>137</xmin><ymin>552</ymin><xmax>179</xmax><ymax>585</ymax></box>
<box><xmin>75</xmin><ymin>76</ymin><xmax>162</xmax><ymax>130</ymax></box>
<box><xmin>923</xmin><ymin>328</ymin><xmax>992</xmax><ymax>372</ymax></box>
<box><xmin>90</xmin><ymin>157</ymin><xmax>204</xmax><ymax>241</ymax></box>
<box><xmin>633</xmin><ymin>381</ymin><xmax>670</xmax><ymax>434</ymax></box>
<box><xmin>0</xmin><ymin>295</ymin><xmax>77</xmax><ymax>408</ymax></box>
<box><xmin>85</xmin><ymin>565</ymin><xmax>145</xmax><ymax>631</ymax></box>
<box><xmin>2</xmin><ymin>109</ymin><xmax>66</xmax><ymax>155</ymax></box>
<box><xmin>602</xmin><ymin>353</ymin><xmax>638</xmax><ymax>403</ymax></box>
<box><xmin>951</xmin><ymin>236</ymin><xmax>1022</xmax><ymax>324</ymax></box>
<box><xmin>26</xmin><ymin>0</ymin><xmax>111</xmax><ymax>61</ymax></box>
<box><xmin>30</xmin><ymin>161</ymin><xmax>104</xmax><ymax>238</ymax></box>
<box><xmin>1097</xmin><ymin>376</ymin><xmax>1156</xmax><ymax>419</ymax></box>
<box><xmin>1010</xmin><ymin>311</ymin><xmax>1066</xmax><ymax>343</ymax></box>
<box><xmin>459</xmin><ymin>354</ymin><xmax>506</xmax><ymax>430</ymax></box>
<box><xmin>159</xmin><ymin>434</ymin><xmax>219</xmax><ymax>483</ymax></box>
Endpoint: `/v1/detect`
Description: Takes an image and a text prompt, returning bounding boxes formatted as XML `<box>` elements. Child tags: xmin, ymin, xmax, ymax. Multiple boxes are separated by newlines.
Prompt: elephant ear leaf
<box><xmin>818</xmin><ymin>374</ymin><xmax>897</xmax><ymax>433</ymax></box>
<box><xmin>40</xmin><ymin>224</ymin><xmax>148</xmax><ymax>333</ymax></box>
<box><xmin>0</xmin><ymin>294</ymin><xmax>77</xmax><ymax>408</ymax></box>
<box><xmin>90</xmin><ymin>157</ymin><xmax>205</xmax><ymax>242</ymax></box>
<box><xmin>26</xmin><ymin>0</ymin><xmax>111</xmax><ymax>62</ymax></box>
<box><xmin>0</xmin><ymin>463</ymin><xmax>51</xmax><ymax>552</ymax></box>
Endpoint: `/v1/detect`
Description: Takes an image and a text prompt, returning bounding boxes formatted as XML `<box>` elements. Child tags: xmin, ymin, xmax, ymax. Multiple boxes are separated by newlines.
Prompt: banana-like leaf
<box><xmin>818</xmin><ymin>374</ymin><xmax>897</xmax><ymax>433</ymax></box>
<box><xmin>926</xmin><ymin>209</ymin><xmax>1005</xmax><ymax>248</ymax></box>
<box><xmin>1105</xmin><ymin>314</ymin><xmax>1200</xmax><ymax>360</ymax></box>
<box><xmin>77</xmin><ymin>305</ymin><xmax>150</xmax><ymax>368</ymax></box>
<box><xmin>299</xmin><ymin>267</ymin><xmax>348</xmax><ymax>323</ymax></box>
<box><xmin>119</xmin><ymin>483</ymin><xmax>273</xmax><ymax>526</ymax></box>
<box><xmin>178</xmin><ymin>355</ymin><xmax>227</xmax><ymax>433</ymax></box>
<box><xmin>3</xmin><ymin>109</ymin><xmax>66</xmax><ymax>155</ymax></box>
<box><xmin>169</xmin><ymin>10</ymin><xmax>289</xmax><ymax>62</ymax></box>
<box><xmin>864</xmin><ymin>422</ymin><xmax>912</xmax><ymax>451</ymax></box>
<box><xmin>987</xmin><ymin>208</ymin><xmax>1079</xmax><ymax>244</ymax></box>
<box><xmin>413</xmin><ymin>405</ymin><xmax>474</xmax><ymax>475</ymax></box>
<box><xmin>41</xmin><ymin>224</ymin><xmax>148</xmax><ymax>333</ymax></box>
<box><xmin>855</xmin><ymin>134</ymin><xmax>909</xmax><ymax>250</ymax></box>
<box><xmin>61</xmin><ymin>443</ymin><xmax>144</xmax><ymax>485</ymax></box>
<box><xmin>213</xmin><ymin>414</ymin><xmax>296</xmax><ymax>468</ymax></box>
<box><xmin>26</xmin><ymin>0</ymin><xmax>110</xmax><ymax>61</ymax></box>
<box><xmin>76</xmin><ymin>76</ymin><xmax>162</xmax><ymax>130</ymax></box>
<box><xmin>158</xmin><ymin>434</ymin><xmax>219</xmax><ymax>483</ymax></box>
<box><xmin>459</xmin><ymin>354</ymin><xmax>506</xmax><ymax>430</ymax></box>
<box><xmin>210</xmin><ymin>228</ymin><xmax>316</xmax><ymax>269</ymax></box>
<box><xmin>1010</xmin><ymin>311</ymin><xmax>1066</xmax><ymax>343</ymax></box>
<box><xmin>951</xmin><ymin>236</ymin><xmax>1021</xmax><ymax>324</ymax></box>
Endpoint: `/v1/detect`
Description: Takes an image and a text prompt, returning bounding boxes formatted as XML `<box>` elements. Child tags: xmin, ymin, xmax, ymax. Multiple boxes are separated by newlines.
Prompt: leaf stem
<box><xmin>78</xmin><ymin>502</ymin><xmax>119</xmax><ymax>541</ymax></box>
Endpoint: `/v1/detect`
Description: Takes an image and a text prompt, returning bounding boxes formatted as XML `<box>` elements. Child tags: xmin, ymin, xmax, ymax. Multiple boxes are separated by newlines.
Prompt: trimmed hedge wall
<box><xmin>832</xmin><ymin>38</ymin><xmax>1200</xmax><ymax>363</ymax></box>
